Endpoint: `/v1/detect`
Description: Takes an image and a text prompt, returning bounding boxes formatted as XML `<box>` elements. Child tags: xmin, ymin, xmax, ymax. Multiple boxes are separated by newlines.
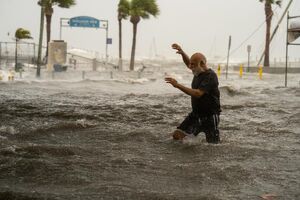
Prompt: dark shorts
<box><xmin>177</xmin><ymin>112</ymin><xmax>220</xmax><ymax>143</ymax></box>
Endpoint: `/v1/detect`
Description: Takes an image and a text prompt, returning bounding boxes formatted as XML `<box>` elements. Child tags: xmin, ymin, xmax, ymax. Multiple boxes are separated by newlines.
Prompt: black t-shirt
<box><xmin>191</xmin><ymin>69</ymin><xmax>221</xmax><ymax>116</ymax></box>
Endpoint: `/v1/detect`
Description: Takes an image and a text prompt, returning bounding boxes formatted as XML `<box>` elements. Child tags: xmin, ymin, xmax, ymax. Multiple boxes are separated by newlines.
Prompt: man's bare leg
<box><xmin>172</xmin><ymin>130</ymin><xmax>186</xmax><ymax>140</ymax></box>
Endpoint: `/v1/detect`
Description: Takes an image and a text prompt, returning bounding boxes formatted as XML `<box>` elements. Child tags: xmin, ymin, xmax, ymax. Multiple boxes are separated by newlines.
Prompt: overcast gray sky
<box><xmin>0</xmin><ymin>0</ymin><xmax>299</xmax><ymax>62</ymax></box>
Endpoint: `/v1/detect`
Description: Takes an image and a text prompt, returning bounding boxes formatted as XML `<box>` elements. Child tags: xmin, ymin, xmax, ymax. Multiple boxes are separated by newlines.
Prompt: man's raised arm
<box><xmin>171</xmin><ymin>43</ymin><xmax>190</xmax><ymax>69</ymax></box>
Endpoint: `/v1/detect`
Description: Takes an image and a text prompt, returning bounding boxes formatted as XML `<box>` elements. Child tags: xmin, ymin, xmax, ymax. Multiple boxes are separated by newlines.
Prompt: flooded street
<box><xmin>0</xmin><ymin>66</ymin><xmax>299</xmax><ymax>200</ymax></box>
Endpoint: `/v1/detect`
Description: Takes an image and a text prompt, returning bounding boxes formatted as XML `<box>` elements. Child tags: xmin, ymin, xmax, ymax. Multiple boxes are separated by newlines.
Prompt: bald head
<box><xmin>189</xmin><ymin>53</ymin><xmax>207</xmax><ymax>75</ymax></box>
<box><xmin>190</xmin><ymin>53</ymin><xmax>206</xmax><ymax>65</ymax></box>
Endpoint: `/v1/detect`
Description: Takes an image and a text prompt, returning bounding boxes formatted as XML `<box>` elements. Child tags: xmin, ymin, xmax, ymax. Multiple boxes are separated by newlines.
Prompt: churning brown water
<box><xmin>0</xmin><ymin>65</ymin><xmax>299</xmax><ymax>200</ymax></box>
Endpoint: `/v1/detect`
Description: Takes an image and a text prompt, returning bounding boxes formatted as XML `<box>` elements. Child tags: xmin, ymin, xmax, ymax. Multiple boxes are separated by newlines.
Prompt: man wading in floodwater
<box><xmin>165</xmin><ymin>43</ymin><xmax>221</xmax><ymax>144</ymax></box>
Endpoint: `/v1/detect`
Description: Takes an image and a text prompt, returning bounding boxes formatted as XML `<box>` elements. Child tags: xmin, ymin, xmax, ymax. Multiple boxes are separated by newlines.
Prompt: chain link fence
<box><xmin>0</xmin><ymin>41</ymin><xmax>46</xmax><ymax>68</ymax></box>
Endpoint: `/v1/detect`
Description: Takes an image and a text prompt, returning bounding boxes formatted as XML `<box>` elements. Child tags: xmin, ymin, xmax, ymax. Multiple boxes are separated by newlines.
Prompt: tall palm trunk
<box><xmin>130</xmin><ymin>22</ymin><xmax>138</xmax><ymax>71</ymax></box>
<box><xmin>15</xmin><ymin>39</ymin><xmax>18</xmax><ymax>71</ymax></box>
<box><xmin>37</xmin><ymin>5</ymin><xmax>45</xmax><ymax>77</ymax></box>
<box><xmin>118</xmin><ymin>18</ymin><xmax>123</xmax><ymax>71</ymax></box>
<box><xmin>263</xmin><ymin>2</ymin><xmax>273</xmax><ymax>67</ymax></box>
<box><xmin>45</xmin><ymin>7</ymin><xmax>53</xmax><ymax>60</ymax></box>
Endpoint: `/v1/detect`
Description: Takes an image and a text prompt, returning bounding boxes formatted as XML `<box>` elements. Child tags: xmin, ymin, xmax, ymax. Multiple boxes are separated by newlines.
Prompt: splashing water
<box><xmin>0</xmin><ymin>62</ymin><xmax>299</xmax><ymax>199</ymax></box>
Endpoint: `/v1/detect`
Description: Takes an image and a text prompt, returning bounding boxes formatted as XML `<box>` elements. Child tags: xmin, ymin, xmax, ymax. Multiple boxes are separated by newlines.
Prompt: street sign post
<box><xmin>69</xmin><ymin>16</ymin><xmax>100</xmax><ymax>28</ymax></box>
<box><xmin>247</xmin><ymin>45</ymin><xmax>251</xmax><ymax>72</ymax></box>
<box><xmin>59</xmin><ymin>16</ymin><xmax>109</xmax><ymax>63</ymax></box>
<box><xmin>285</xmin><ymin>13</ymin><xmax>300</xmax><ymax>87</ymax></box>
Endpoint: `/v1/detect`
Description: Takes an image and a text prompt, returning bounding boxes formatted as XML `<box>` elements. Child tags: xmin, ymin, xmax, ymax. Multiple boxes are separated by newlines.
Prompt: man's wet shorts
<box><xmin>177</xmin><ymin>112</ymin><xmax>220</xmax><ymax>143</ymax></box>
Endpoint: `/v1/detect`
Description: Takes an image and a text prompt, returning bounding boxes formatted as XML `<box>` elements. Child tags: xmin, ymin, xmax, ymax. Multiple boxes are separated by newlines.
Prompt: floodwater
<box><xmin>0</xmin><ymin>64</ymin><xmax>299</xmax><ymax>200</ymax></box>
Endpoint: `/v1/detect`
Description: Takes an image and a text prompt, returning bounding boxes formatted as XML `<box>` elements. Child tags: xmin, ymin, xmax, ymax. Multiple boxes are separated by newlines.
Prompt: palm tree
<box><xmin>129</xmin><ymin>0</ymin><xmax>159</xmax><ymax>71</ymax></box>
<box><xmin>259</xmin><ymin>0</ymin><xmax>282</xmax><ymax>67</ymax></box>
<box><xmin>15</xmin><ymin>28</ymin><xmax>32</xmax><ymax>71</ymax></box>
<box><xmin>118</xmin><ymin>0</ymin><xmax>130</xmax><ymax>71</ymax></box>
<box><xmin>42</xmin><ymin>0</ymin><xmax>76</xmax><ymax>59</ymax></box>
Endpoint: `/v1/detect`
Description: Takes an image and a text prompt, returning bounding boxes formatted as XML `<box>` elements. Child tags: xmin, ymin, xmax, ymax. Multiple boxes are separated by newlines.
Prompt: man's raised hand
<box><xmin>171</xmin><ymin>43</ymin><xmax>183</xmax><ymax>55</ymax></box>
<box><xmin>165</xmin><ymin>77</ymin><xmax>178</xmax><ymax>88</ymax></box>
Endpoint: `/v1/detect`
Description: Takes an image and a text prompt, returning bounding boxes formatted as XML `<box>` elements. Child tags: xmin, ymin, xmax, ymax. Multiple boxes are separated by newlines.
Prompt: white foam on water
<box><xmin>0</xmin><ymin>135</ymin><xmax>7</xmax><ymax>140</ymax></box>
<box><xmin>0</xmin><ymin>125</ymin><xmax>18</xmax><ymax>135</ymax></box>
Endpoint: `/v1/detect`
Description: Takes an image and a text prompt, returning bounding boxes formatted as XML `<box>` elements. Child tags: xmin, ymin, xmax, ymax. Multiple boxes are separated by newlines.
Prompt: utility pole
<box><xmin>257</xmin><ymin>0</ymin><xmax>294</xmax><ymax>66</ymax></box>
<box><xmin>226</xmin><ymin>35</ymin><xmax>231</xmax><ymax>80</ymax></box>
<box><xmin>37</xmin><ymin>2</ymin><xmax>45</xmax><ymax>77</ymax></box>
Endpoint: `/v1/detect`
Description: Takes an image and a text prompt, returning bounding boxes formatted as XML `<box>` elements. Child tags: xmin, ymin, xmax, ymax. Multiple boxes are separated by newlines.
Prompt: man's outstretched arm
<box><xmin>165</xmin><ymin>77</ymin><xmax>205</xmax><ymax>98</ymax></box>
<box><xmin>172</xmin><ymin>43</ymin><xmax>190</xmax><ymax>68</ymax></box>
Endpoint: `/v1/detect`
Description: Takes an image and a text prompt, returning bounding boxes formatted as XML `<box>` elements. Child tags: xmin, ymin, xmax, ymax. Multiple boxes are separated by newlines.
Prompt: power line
<box><xmin>216</xmin><ymin>6</ymin><xmax>280</xmax><ymax>63</ymax></box>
